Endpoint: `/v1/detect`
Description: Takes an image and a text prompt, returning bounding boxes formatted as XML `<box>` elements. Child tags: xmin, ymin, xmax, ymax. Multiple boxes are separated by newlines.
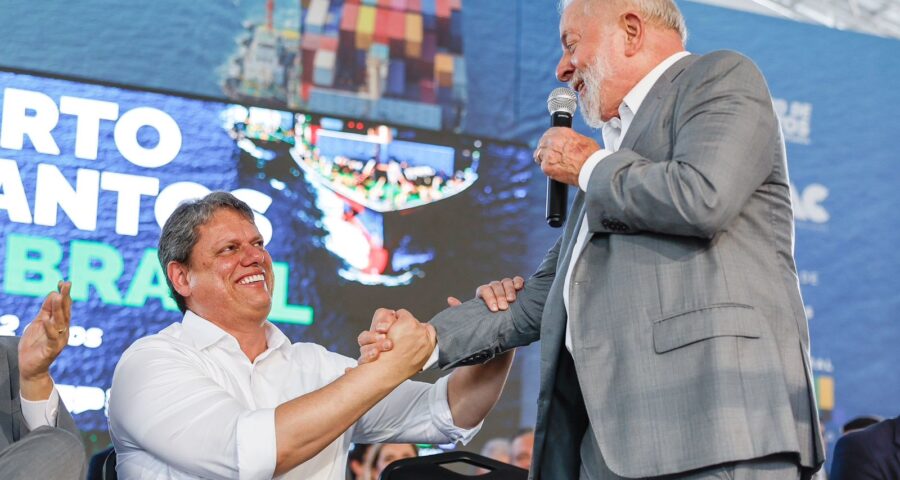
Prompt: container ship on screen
<box><xmin>223</xmin><ymin>0</ymin><xmax>467</xmax><ymax>132</ymax></box>
<box><xmin>224</xmin><ymin>104</ymin><xmax>482</xmax><ymax>287</ymax></box>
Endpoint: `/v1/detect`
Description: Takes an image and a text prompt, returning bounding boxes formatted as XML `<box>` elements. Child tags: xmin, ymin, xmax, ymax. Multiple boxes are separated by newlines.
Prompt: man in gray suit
<box><xmin>360</xmin><ymin>0</ymin><xmax>825</xmax><ymax>478</ymax></box>
<box><xmin>0</xmin><ymin>282</ymin><xmax>86</xmax><ymax>479</ymax></box>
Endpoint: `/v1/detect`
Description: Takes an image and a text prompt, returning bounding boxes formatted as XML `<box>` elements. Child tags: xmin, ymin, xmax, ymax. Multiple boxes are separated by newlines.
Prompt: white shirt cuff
<box><xmin>428</xmin><ymin>375</ymin><xmax>481</xmax><ymax>445</ymax></box>
<box><xmin>20</xmin><ymin>385</ymin><xmax>60</xmax><ymax>430</ymax></box>
<box><xmin>235</xmin><ymin>408</ymin><xmax>277</xmax><ymax>480</ymax></box>
<box><xmin>422</xmin><ymin>344</ymin><xmax>440</xmax><ymax>371</ymax></box>
<box><xmin>578</xmin><ymin>149</ymin><xmax>613</xmax><ymax>191</ymax></box>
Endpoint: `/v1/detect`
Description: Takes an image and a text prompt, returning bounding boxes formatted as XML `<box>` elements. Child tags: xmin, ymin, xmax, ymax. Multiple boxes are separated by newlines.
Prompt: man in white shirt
<box><xmin>0</xmin><ymin>282</ymin><xmax>86</xmax><ymax>480</ymax></box>
<box><xmin>109</xmin><ymin>192</ymin><xmax>514</xmax><ymax>480</ymax></box>
<box><xmin>359</xmin><ymin>0</ymin><xmax>825</xmax><ymax>478</ymax></box>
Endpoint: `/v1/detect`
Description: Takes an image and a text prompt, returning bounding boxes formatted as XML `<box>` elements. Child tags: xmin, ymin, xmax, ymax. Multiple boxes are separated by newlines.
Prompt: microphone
<box><xmin>545</xmin><ymin>87</ymin><xmax>577</xmax><ymax>228</ymax></box>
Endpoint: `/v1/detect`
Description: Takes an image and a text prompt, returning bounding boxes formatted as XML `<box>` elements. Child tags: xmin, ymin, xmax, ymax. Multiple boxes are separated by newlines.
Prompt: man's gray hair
<box><xmin>158</xmin><ymin>191</ymin><xmax>256</xmax><ymax>313</ymax></box>
<box><xmin>558</xmin><ymin>0</ymin><xmax>687</xmax><ymax>43</ymax></box>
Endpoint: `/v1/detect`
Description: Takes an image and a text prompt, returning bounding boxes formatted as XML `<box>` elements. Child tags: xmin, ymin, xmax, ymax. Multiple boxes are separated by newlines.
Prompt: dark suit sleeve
<box><xmin>830</xmin><ymin>431</ymin><xmax>883</xmax><ymax>480</ymax></box>
<box><xmin>429</xmin><ymin>235</ymin><xmax>561</xmax><ymax>368</ymax></box>
<box><xmin>585</xmin><ymin>51</ymin><xmax>777</xmax><ymax>239</ymax></box>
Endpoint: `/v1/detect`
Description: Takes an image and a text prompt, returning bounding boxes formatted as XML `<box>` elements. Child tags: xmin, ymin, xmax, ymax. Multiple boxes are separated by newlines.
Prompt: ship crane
<box><xmin>267</xmin><ymin>0</ymin><xmax>274</xmax><ymax>31</ymax></box>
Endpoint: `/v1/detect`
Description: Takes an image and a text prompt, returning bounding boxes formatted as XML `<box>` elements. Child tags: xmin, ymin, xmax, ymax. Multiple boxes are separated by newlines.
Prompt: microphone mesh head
<box><xmin>547</xmin><ymin>87</ymin><xmax>578</xmax><ymax>115</ymax></box>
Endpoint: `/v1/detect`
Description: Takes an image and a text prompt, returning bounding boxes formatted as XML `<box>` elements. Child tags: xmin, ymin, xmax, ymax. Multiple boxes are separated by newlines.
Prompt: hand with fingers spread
<box><xmin>473</xmin><ymin>276</ymin><xmax>525</xmax><ymax>312</ymax></box>
<box><xmin>18</xmin><ymin>281</ymin><xmax>72</xmax><ymax>401</ymax></box>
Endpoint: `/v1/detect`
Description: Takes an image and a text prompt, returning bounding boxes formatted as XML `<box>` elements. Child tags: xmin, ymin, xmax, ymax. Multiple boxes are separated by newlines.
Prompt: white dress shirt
<box><xmin>563</xmin><ymin>51</ymin><xmax>691</xmax><ymax>353</ymax></box>
<box><xmin>109</xmin><ymin>311</ymin><xmax>479</xmax><ymax>480</ymax></box>
<box><xmin>20</xmin><ymin>386</ymin><xmax>61</xmax><ymax>430</ymax></box>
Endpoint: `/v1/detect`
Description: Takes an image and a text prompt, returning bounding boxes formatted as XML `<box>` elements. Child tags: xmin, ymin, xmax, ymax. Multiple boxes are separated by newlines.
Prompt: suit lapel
<box><xmin>619</xmin><ymin>54</ymin><xmax>698</xmax><ymax>152</ymax></box>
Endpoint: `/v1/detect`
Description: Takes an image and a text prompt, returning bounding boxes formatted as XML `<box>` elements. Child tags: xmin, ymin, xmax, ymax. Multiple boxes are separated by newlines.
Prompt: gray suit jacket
<box><xmin>0</xmin><ymin>336</ymin><xmax>79</xmax><ymax>450</ymax></box>
<box><xmin>431</xmin><ymin>51</ymin><xmax>825</xmax><ymax>478</ymax></box>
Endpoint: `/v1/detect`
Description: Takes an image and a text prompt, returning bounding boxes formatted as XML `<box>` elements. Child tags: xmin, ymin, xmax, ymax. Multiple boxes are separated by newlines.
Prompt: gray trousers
<box><xmin>0</xmin><ymin>426</ymin><xmax>87</xmax><ymax>480</ymax></box>
<box><xmin>579</xmin><ymin>428</ymin><xmax>800</xmax><ymax>480</ymax></box>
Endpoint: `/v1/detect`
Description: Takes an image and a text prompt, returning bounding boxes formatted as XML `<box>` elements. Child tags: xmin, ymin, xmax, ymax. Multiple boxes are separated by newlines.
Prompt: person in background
<box><xmin>511</xmin><ymin>428</ymin><xmax>535</xmax><ymax>471</ymax></box>
<box><xmin>841</xmin><ymin>415</ymin><xmax>883</xmax><ymax>435</ymax></box>
<box><xmin>475</xmin><ymin>437</ymin><xmax>513</xmax><ymax>474</ymax></box>
<box><xmin>0</xmin><ymin>281</ymin><xmax>85</xmax><ymax>479</ymax></box>
<box><xmin>361</xmin><ymin>443</ymin><xmax>418</xmax><ymax>480</ymax></box>
<box><xmin>347</xmin><ymin>443</ymin><xmax>372</xmax><ymax>480</ymax></box>
<box><xmin>830</xmin><ymin>415</ymin><xmax>899</xmax><ymax>480</ymax></box>
<box><xmin>480</xmin><ymin>437</ymin><xmax>512</xmax><ymax>465</ymax></box>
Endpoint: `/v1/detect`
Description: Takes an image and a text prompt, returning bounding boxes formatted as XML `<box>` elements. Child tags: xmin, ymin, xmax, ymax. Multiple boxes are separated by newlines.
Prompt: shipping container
<box><xmin>404</xmin><ymin>13</ymin><xmax>423</xmax><ymax>57</ymax></box>
<box><xmin>434</xmin><ymin>52</ymin><xmax>454</xmax><ymax>88</ymax></box>
<box><xmin>386</xmin><ymin>59</ymin><xmax>406</xmax><ymax>96</ymax></box>
<box><xmin>435</xmin><ymin>0</ymin><xmax>451</xmax><ymax>18</ymax></box>
<box><xmin>356</xmin><ymin>5</ymin><xmax>377</xmax><ymax>50</ymax></box>
<box><xmin>341</xmin><ymin>3</ymin><xmax>360</xmax><ymax>32</ymax></box>
<box><xmin>375</xmin><ymin>7</ymin><xmax>392</xmax><ymax>44</ymax></box>
<box><xmin>314</xmin><ymin>50</ymin><xmax>337</xmax><ymax>86</ymax></box>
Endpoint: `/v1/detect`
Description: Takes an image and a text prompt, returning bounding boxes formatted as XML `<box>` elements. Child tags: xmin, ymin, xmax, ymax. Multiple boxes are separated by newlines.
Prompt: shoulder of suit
<box><xmin>680</xmin><ymin>50</ymin><xmax>759</xmax><ymax>76</ymax></box>
<box><xmin>676</xmin><ymin>50</ymin><xmax>766</xmax><ymax>88</ymax></box>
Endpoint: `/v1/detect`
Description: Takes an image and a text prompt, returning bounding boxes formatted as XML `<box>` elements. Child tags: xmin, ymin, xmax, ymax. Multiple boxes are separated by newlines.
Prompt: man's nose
<box><xmin>242</xmin><ymin>245</ymin><xmax>265</xmax><ymax>265</ymax></box>
<box><xmin>556</xmin><ymin>55</ymin><xmax>574</xmax><ymax>83</ymax></box>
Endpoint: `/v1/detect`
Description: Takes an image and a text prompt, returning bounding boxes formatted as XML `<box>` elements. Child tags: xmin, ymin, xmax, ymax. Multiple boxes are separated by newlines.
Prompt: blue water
<box><xmin>0</xmin><ymin>0</ymin><xmax>265</xmax><ymax>96</ymax></box>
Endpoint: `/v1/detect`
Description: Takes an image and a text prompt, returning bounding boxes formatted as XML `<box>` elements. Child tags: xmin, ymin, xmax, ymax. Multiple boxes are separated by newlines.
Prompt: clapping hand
<box><xmin>19</xmin><ymin>281</ymin><xmax>72</xmax><ymax>400</ymax></box>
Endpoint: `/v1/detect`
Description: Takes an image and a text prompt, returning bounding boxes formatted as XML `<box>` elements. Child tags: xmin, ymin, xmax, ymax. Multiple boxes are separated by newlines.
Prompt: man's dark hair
<box><xmin>157</xmin><ymin>192</ymin><xmax>255</xmax><ymax>313</ymax></box>
<box><xmin>841</xmin><ymin>415</ymin><xmax>883</xmax><ymax>434</ymax></box>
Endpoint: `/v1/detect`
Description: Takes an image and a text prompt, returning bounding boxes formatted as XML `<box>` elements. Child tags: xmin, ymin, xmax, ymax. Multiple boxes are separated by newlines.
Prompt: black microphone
<box><xmin>545</xmin><ymin>87</ymin><xmax>577</xmax><ymax>228</ymax></box>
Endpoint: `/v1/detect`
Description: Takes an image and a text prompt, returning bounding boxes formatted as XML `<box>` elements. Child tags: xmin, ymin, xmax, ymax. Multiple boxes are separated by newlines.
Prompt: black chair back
<box><xmin>380</xmin><ymin>451</ymin><xmax>528</xmax><ymax>480</ymax></box>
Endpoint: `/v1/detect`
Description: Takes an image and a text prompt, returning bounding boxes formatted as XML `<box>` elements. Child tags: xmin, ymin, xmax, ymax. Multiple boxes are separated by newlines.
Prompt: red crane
<box><xmin>267</xmin><ymin>0</ymin><xmax>274</xmax><ymax>31</ymax></box>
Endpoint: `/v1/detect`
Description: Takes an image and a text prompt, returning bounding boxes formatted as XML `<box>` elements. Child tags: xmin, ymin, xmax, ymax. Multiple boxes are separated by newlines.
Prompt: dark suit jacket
<box><xmin>0</xmin><ymin>336</ymin><xmax>79</xmax><ymax>450</ymax></box>
<box><xmin>831</xmin><ymin>416</ymin><xmax>900</xmax><ymax>480</ymax></box>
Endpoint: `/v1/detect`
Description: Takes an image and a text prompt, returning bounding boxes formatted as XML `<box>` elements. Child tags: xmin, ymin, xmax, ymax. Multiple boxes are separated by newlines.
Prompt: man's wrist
<box><xmin>422</xmin><ymin>344</ymin><xmax>440</xmax><ymax>371</ymax></box>
<box><xmin>20</xmin><ymin>371</ymin><xmax>54</xmax><ymax>401</ymax></box>
<box><xmin>21</xmin><ymin>385</ymin><xmax>60</xmax><ymax>430</ymax></box>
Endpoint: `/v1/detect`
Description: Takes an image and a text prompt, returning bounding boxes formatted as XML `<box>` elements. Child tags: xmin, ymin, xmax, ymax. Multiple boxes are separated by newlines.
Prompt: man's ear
<box><xmin>167</xmin><ymin>261</ymin><xmax>192</xmax><ymax>299</ymax></box>
<box><xmin>620</xmin><ymin>11</ymin><xmax>644</xmax><ymax>57</ymax></box>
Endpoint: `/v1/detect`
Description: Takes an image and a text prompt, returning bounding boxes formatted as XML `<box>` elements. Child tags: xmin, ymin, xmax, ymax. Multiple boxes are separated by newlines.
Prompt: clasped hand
<box><xmin>533</xmin><ymin>127</ymin><xmax>600</xmax><ymax>186</ymax></box>
<box><xmin>357</xmin><ymin>276</ymin><xmax>525</xmax><ymax>365</ymax></box>
<box><xmin>355</xmin><ymin>308</ymin><xmax>436</xmax><ymax>378</ymax></box>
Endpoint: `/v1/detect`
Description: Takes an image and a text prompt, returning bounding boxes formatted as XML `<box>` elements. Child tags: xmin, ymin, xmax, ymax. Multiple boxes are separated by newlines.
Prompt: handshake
<box><xmin>354</xmin><ymin>308</ymin><xmax>438</xmax><ymax>379</ymax></box>
<box><xmin>353</xmin><ymin>276</ymin><xmax>525</xmax><ymax>380</ymax></box>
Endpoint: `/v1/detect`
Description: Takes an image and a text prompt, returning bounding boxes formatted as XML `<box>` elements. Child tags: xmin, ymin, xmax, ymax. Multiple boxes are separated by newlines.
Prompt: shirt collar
<box><xmin>182</xmin><ymin>310</ymin><xmax>291</xmax><ymax>356</ymax></box>
<box><xmin>619</xmin><ymin>50</ymin><xmax>691</xmax><ymax>122</ymax></box>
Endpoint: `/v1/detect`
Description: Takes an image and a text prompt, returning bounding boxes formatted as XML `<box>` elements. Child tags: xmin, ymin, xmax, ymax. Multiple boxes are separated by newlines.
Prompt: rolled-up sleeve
<box><xmin>352</xmin><ymin>375</ymin><xmax>481</xmax><ymax>445</ymax></box>
<box><xmin>235</xmin><ymin>408</ymin><xmax>277</xmax><ymax>480</ymax></box>
<box><xmin>109</xmin><ymin>342</ymin><xmax>276</xmax><ymax>480</ymax></box>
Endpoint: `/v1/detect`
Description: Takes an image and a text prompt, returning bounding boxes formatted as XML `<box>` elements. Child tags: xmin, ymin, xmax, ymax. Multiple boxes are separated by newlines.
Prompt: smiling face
<box><xmin>168</xmin><ymin>208</ymin><xmax>274</xmax><ymax>326</ymax></box>
<box><xmin>556</xmin><ymin>0</ymin><xmax>632</xmax><ymax>125</ymax></box>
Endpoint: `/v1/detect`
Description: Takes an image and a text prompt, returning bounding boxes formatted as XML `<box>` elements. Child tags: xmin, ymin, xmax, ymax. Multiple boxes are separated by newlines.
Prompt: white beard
<box><xmin>577</xmin><ymin>53</ymin><xmax>610</xmax><ymax>129</ymax></box>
